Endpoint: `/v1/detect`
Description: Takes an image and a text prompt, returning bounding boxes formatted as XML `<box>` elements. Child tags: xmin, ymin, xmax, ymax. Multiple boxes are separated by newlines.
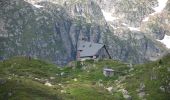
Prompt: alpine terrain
<box><xmin>0</xmin><ymin>0</ymin><xmax>170</xmax><ymax>100</ymax></box>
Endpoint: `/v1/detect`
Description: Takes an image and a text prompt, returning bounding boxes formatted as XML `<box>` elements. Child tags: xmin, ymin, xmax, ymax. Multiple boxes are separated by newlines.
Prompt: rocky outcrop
<box><xmin>96</xmin><ymin>0</ymin><xmax>158</xmax><ymax>27</ymax></box>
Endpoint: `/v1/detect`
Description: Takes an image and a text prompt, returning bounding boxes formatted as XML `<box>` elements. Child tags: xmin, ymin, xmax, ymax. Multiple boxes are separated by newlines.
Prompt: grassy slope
<box><xmin>0</xmin><ymin>57</ymin><xmax>63</xmax><ymax>100</ymax></box>
<box><xmin>0</xmin><ymin>55</ymin><xmax>170</xmax><ymax>100</ymax></box>
<box><xmin>122</xmin><ymin>54</ymin><xmax>170</xmax><ymax>100</ymax></box>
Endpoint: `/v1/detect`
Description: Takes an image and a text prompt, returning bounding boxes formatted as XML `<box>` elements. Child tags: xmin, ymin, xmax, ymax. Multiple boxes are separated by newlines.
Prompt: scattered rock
<box><xmin>150</xmin><ymin>75</ymin><xmax>157</xmax><ymax>80</ymax></box>
<box><xmin>106</xmin><ymin>87</ymin><xmax>113</xmax><ymax>92</ymax></box>
<box><xmin>122</xmin><ymin>89</ymin><xmax>129</xmax><ymax>95</ymax></box>
<box><xmin>138</xmin><ymin>92</ymin><xmax>145</xmax><ymax>98</ymax></box>
<box><xmin>160</xmin><ymin>86</ymin><xmax>166</xmax><ymax>92</ymax></box>
<box><xmin>119</xmin><ymin>89</ymin><xmax>132</xmax><ymax>100</ymax></box>
<box><xmin>158</xmin><ymin>66</ymin><xmax>161</xmax><ymax>68</ymax></box>
<box><xmin>0</xmin><ymin>79</ymin><xmax>6</xmax><ymax>85</ymax></box>
<box><xmin>136</xmin><ymin>83</ymin><xmax>146</xmax><ymax>99</ymax></box>
<box><xmin>60</xmin><ymin>72</ymin><xmax>65</xmax><ymax>76</ymax></box>
<box><xmin>93</xmin><ymin>64</ymin><xmax>96</xmax><ymax>67</ymax></box>
<box><xmin>139</xmin><ymin>83</ymin><xmax>145</xmax><ymax>92</ymax></box>
<box><xmin>123</xmin><ymin>94</ymin><xmax>132</xmax><ymax>100</ymax></box>
<box><xmin>44</xmin><ymin>81</ymin><xmax>53</xmax><ymax>87</ymax></box>
<box><xmin>50</xmin><ymin>77</ymin><xmax>55</xmax><ymax>80</ymax></box>
<box><xmin>61</xmin><ymin>90</ymin><xmax>66</xmax><ymax>93</ymax></box>
<box><xmin>128</xmin><ymin>63</ymin><xmax>133</xmax><ymax>68</ymax></box>
<box><xmin>66</xmin><ymin>81</ymin><xmax>70</xmax><ymax>83</ymax></box>
<box><xmin>8</xmin><ymin>92</ymin><xmax>12</xmax><ymax>97</ymax></box>
<box><xmin>98</xmin><ymin>83</ymin><xmax>103</xmax><ymax>87</ymax></box>
<box><xmin>97</xmin><ymin>79</ymin><xmax>103</xmax><ymax>87</ymax></box>
<box><xmin>167</xmin><ymin>67</ymin><xmax>170</xmax><ymax>72</ymax></box>
<box><xmin>129</xmin><ymin>68</ymin><xmax>134</xmax><ymax>72</ymax></box>
<box><xmin>58</xmin><ymin>83</ymin><xmax>64</xmax><ymax>88</ymax></box>
<box><xmin>129</xmin><ymin>74</ymin><xmax>134</xmax><ymax>77</ymax></box>
<box><xmin>8</xmin><ymin>77</ymin><xmax>12</xmax><ymax>80</ymax></box>
<box><xmin>34</xmin><ymin>77</ymin><xmax>46</xmax><ymax>83</ymax></box>
<box><xmin>73</xmin><ymin>78</ymin><xmax>78</xmax><ymax>82</ymax></box>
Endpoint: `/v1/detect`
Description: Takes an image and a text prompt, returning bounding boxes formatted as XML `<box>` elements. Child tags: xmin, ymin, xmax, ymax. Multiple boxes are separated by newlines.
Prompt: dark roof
<box><xmin>77</xmin><ymin>41</ymin><xmax>104</xmax><ymax>57</ymax></box>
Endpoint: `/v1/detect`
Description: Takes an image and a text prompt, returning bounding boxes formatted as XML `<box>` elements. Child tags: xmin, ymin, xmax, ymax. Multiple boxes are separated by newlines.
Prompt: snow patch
<box><xmin>102</xmin><ymin>10</ymin><xmax>119</xmax><ymax>22</ymax></box>
<box><xmin>121</xmin><ymin>23</ymin><xmax>140</xmax><ymax>31</ymax></box>
<box><xmin>128</xmin><ymin>27</ymin><xmax>140</xmax><ymax>31</ymax></box>
<box><xmin>157</xmin><ymin>35</ymin><xmax>170</xmax><ymax>49</ymax></box>
<box><xmin>122</xmin><ymin>23</ymin><xmax>128</xmax><ymax>26</ymax></box>
<box><xmin>110</xmin><ymin>25</ymin><xmax>118</xmax><ymax>29</ymax></box>
<box><xmin>153</xmin><ymin>0</ymin><xmax>168</xmax><ymax>13</ymax></box>
<box><xmin>142</xmin><ymin>17</ymin><xmax>149</xmax><ymax>22</ymax></box>
<box><xmin>33</xmin><ymin>4</ymin><xmax>44</xmax><ymax>8</ymax></box>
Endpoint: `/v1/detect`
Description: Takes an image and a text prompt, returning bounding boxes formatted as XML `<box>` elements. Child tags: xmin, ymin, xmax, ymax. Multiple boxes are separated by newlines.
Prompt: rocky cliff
<box><xmin>0</xmin><ymin>0</ymin><xmax>169</xmax><ymax>65</ymax></box>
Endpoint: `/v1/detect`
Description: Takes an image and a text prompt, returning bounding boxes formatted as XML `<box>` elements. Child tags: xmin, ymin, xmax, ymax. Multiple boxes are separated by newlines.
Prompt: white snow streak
<box><xmin>121</xmin><ymin>23</ymin><xmax>140</xmax><ymax>31</ymax></box>
<box><xmin>122</xmin><ymin>23</ymin><xmax>128</xmax><ymax>26</ymax></box>
<box><xmin>33</xmin><ymin>4</ymin><xmax>44</xmax><ymax>8</ymax></box>
<box><xmin>142</xmin><ymin>17</ymin><xmax>149</xmax><ymax>22</ymax></box>
<box><xmin>128</xmin><ymin>27</ymin><xmax>140</xmax><ymax>31</ymax></box>
<box><xmin>110</xmin><ymin>25</ymin><xmax>119</xmax><ymax>29</ymax></box>
<box><xmin>102</xmin><ymin>10</ymin><xmax>119</xmax><ymax>22</ymax></box>
<box><xmin>157</xmin><ymin>35</ymin><xmax>170</xmax><ymax>49</ymax></box>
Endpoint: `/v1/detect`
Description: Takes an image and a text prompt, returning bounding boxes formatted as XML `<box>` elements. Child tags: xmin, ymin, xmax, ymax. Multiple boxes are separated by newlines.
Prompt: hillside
<box><xmin>0</xmin><ymin>55</ymin><xmax>170</xmax><ymax>100</ymax></box>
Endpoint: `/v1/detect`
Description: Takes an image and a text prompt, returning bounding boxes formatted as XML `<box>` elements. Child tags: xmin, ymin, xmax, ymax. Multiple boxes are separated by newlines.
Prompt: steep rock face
<box><xmin>0</xmin><ymin>0</ymin><xmax>108</xmax><ymax>65</ymax></box>
<box><xmin>64</xmin><ymin>0</ymin><xmax>106</xmax><ymax>24</ymax></box>
<box><xmin>165</xmin><ymin>0</ymin><xmax>170</xmax><ymax>11</ymax></box>
<box><xmin>0</xmin><ymin>0</ymin><xmax>168</xmax><ymax>65</ymax></box>
<box><xmin>0</xmin><ymin>0</ymin><xmax>72</xmax><ymax>64</ymax></box>
<box><xmin>103</xmin><ymin>30</ymin><xmax>165</xmax><ymax>63</ymax></box>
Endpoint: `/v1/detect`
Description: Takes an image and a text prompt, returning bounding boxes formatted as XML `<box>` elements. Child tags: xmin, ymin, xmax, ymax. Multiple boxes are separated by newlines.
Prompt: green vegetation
<box><xmin>122</xmin><ymin>54</ymin><xmax>170</xmax><ymax>100</ymax></box>
<box><xmin>0</xmin><ymin>55</ymin><xmax>170</xmax><ymax>100</ymax></box>
<box><xmin>0</xmin><ymin>57</ymin><xmax>62</xmax><ymax>100</ymax></box>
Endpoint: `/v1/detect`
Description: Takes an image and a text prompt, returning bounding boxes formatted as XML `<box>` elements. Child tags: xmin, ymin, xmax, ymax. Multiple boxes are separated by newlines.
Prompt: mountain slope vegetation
<box><xmin>0</xmin><ymin>55</ymin><xmax>170</xmax><ymax>100</ymax></box>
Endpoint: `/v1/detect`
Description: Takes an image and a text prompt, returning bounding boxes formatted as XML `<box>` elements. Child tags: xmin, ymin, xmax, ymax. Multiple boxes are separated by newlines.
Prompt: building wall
<box><xmin>103</xmin><ymin>71</ymin><xmax>114</xmax><ymax>77</ymax></box>
<box><xmin>79</xmin><ymin>56</ymin><xmax>93</xmax><ymax>61</ymax></box>
<box><xmin>76</xmin><ymin>50</ymin><xmax>81</xmax><ymax>60</ymax></box>
<box><xmin>97</xmin><ymin>47</ymin><xmax>110</xmax><ymax>59</ymax></box>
